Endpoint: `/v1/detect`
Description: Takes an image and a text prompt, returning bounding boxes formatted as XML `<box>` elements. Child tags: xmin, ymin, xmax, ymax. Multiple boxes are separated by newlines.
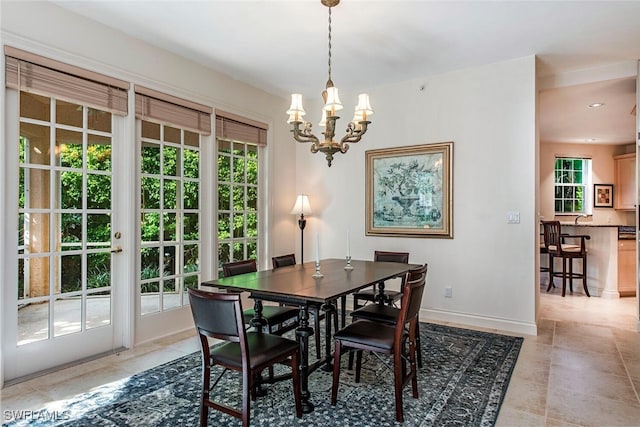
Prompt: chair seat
<box><xmin>211</xmin><ymin>332</ymin><xmax>299</xmax><ymax>370</ymax></box>
<box><xmin>334</xmin><ymin>320</ymin><xmax>395</xmax><ymax>351</ymax></box>
<box><xmin>548</xmin><ymin>243</ymin><xmax>581</xmax><ymax>253</ymax></box>
<box><xmin>350</xmin><ymin>303</ymin><xmax>399</xmax><ymax>325</ymax></box>
<box><xmin>243</xmin><ymin>305</ymin><xmax>299</xmax><ymax>326</ymax></box>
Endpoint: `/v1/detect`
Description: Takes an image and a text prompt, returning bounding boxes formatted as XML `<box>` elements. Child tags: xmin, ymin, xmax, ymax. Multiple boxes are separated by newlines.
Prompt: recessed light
<box><xmin>589</xmin><ymin>102</ymin><xmax>605</xmax><ymax>108</ymax></box>
<box><xmin>584</xmin><ymin>138</ymin><xmax>597</xmax><ymax>142</ymax></box>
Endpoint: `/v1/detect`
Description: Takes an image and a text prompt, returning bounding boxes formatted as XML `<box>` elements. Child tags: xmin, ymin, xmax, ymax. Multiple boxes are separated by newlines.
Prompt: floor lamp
<box><xmin>290</xmin><ymin>194</ymin><xmax>312</xmax><ymax>264</ymax></box>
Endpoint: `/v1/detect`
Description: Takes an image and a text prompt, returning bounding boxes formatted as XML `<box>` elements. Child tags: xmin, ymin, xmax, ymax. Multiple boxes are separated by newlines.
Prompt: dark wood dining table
<box><xmin>201</xmin><ymin>258</ymin><xmax>416</xmax><ymax>413</ymax></box>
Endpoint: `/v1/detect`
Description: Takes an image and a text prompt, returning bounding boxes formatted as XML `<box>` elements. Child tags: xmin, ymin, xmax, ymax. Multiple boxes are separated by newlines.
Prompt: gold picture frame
<box><xmin>366</xmin><ymin>142</ymin><xmax>453</xmax><ymax>238</ymax></box>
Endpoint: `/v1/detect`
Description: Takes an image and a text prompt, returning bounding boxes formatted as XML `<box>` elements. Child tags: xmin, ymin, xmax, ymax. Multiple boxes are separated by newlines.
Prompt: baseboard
<box><xmin>421</xmin><ymin>307</ymin><xmax>538</xmax><ymax>336</ymax></box>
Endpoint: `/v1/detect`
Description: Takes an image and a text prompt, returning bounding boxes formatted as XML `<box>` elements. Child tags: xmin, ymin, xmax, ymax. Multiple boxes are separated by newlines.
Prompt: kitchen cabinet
<box><xmin>617</xmin><ymin>239</ymin><xmax>637</xmax><ymax>297</ymax></box>
<box><xmin>613</xmin><ymin>153</ymin><xmax>636</xmax><ymax>210</ymax></box>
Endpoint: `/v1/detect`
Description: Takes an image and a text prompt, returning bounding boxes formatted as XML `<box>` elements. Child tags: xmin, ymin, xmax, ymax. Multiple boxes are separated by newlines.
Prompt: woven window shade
<box><xmin>5</xmin><ymin>47</ymin><xmax>129</xmax><ymax>116</ymax></box>
<box><xmin>215</xmin><ymin>110</ymin><xmax>267</xmax><ymax>146</ymax></box>
<box><xmin>135</xmin><ymin>86</ymin><xmax>212</xmax><ymax>135</ymax></box>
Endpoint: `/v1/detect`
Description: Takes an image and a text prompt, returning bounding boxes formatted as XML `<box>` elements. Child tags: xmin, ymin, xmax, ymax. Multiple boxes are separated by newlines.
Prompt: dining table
<box><xmin>201</xmin><ymin>257</ymin><xmax>416</xmax><ymax>414</ymax></box>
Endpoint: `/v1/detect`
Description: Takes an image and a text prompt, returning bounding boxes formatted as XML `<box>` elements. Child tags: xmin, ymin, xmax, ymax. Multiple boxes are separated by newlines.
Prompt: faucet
<box><xmin>575</xmin><ymin>214</ymin><xmax>588</xmax><ymax>224</ymax></box>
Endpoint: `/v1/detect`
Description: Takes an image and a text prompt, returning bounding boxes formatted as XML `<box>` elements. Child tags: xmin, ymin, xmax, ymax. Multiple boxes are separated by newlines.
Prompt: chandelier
<box><xmin>286</xmin><ymin>0</ymin><xmax>373</xmax><ymax>167</ymax></box>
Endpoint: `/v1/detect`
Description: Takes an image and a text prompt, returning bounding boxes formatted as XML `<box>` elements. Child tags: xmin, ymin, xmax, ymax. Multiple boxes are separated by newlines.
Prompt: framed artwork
<box><xmin>594</xmin><ymin>184</ymin><xmax>614</xmax><ymax>208</ymax></box>
<box><xmin>365</xmin><ymin>142</ymin><xmax>453</xmax><ymax>238</ymax></box>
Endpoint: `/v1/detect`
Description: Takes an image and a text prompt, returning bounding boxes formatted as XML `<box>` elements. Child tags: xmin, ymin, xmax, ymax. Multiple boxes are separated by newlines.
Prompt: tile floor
<box><xmin>1</xmin><ymin>286</ymin><xmax>639</xmax><ymax>426</ymax></box>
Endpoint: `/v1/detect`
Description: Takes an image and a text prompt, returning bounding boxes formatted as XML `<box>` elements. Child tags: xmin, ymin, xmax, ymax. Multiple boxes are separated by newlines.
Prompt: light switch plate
<box><xmin>506</xmin><ymin>211</ymin><xmax>520</xmax><ymax>224</ymax></box>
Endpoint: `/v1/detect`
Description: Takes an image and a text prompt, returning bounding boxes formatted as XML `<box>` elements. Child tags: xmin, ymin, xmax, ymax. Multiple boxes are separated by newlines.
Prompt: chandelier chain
<box><xmin>327</xmin><ymin>6</ymin><xmax>332</xmax><ymax>83</ymax></box>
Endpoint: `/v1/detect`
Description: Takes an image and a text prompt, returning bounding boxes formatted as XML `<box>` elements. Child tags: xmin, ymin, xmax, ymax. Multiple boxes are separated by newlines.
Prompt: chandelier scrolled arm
<box><xmin>286</xmin><ymin>0</ymin><xmax>373</xmax><ymax>167</ymax></box>
<box><xmin>290</xmin><ymin>121</ymin><xmax>320</xmax><ymax>145</ymax></box>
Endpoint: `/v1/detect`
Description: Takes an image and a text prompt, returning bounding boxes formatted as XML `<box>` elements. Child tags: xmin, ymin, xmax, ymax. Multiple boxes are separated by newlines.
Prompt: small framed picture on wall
<box><xmin>594</xmin><ymin>184</ymin><xmax>614</xmax><ymax>208</ymax></box>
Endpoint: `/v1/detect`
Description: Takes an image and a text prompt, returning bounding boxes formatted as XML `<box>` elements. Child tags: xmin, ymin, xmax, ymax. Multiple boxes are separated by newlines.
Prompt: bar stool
<box><xmin>542</xmin><ymin>220</ymin><xmax>591</xmax><ymax>297</ymax></box>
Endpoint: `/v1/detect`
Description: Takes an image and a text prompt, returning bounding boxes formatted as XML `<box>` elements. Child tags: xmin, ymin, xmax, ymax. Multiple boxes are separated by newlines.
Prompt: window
<box><xmin>217</xmin><ymin>140</ymin><xmax>259</xmax><ymax>273</ymax></box>
<box><xmin>139</xmin><ymin>121</ymin><xmax>201</xmax><ymax>315</ymax></box>
<box><xmin>554</xmin><ymin>157</ymin><xmax>592</xmax><ymax>214</ymax></box>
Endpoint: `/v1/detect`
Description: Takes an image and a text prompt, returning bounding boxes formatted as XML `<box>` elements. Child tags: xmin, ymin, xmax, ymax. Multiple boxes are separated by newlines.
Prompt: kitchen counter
<box><xmin>549</xmin><ymin>225</ymin><xmax>622</xmax><ymax>298</ymax></box>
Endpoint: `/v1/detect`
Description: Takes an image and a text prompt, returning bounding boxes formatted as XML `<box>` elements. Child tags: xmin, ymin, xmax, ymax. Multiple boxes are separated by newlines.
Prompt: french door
<box><xmin>2</xmin><ymin>90</ymin><xmax>126</xmax><ymax>380</ymax></box>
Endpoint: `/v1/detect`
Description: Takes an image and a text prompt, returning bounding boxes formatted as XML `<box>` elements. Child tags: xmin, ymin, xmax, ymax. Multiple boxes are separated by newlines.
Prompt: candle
<box><xmin>347</xmin><ymin>230</ymin><xmax>351</xmax><ymax>257</ymax></box>
<box><xmin>315</xmin><ymin>232</ymin><xmax>320</xmax><ymax>264</ymax></box>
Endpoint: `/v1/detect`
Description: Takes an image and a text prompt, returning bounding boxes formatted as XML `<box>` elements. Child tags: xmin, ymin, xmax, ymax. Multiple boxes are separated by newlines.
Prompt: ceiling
<box><xmin>51</xmin><ymin>0</ymin><xmax>640</xmax><ymax>145</ymax></box>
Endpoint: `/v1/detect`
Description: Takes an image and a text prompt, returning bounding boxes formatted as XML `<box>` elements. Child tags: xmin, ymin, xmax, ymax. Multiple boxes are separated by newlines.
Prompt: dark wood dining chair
<box><xmin>542</xmin><ymin>220</ymin><xmax>591</xmax><ymax>297</ymax></box>
<box><xmin>331</xmin><ymin>265</ymin><xmax>426</xmax><ymax>423</ymax></box>
<box><xmin>221</xmin><ymin>260</ymin><xmax>300</xmax><ymax>335</ymax></box>
<box><xmin>352</xmin><ymin>250</ymin><xmax>409</xmax><ymax>310</ymax></box>
<box><xmin>348</xmin><ymin>263</ymin><xmax>428</xmax><ymax>369</ymax></box>
<box><xmin>188</xmin><ymin>288</ymin><xmax>302</xmax><ymax>427</ymax></box>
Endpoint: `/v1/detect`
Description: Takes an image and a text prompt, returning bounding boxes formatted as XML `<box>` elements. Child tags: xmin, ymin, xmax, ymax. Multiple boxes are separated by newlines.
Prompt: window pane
<box><xmin>163</xmin><ymin>245</ymin><xmax>177</xmax><ymax>276</ymax></box>
<box><xmin>60</xmin><ymin>213</ymin><xmax>82</xmax><ymax>250</ymax></box>
<box><xmin>86</xmin><ymin>290</ymin><xmax>111</xmax><ymax>329</ymax></box>
<box><xmin>21</xmin><ymin>92</ymin><xmax>50</xmax><ymax>121</ymax></box>
<box><xmin>142</xmin><ymin>213</ymin><xmax>160</xmax><ymax>242</ymax></box>
<box><xmin>164</xmin><ymin>125</ymin><xmax>180</xmax><ymax>144</ymax></box>
<box><xmin>21</xmin><ymin>123</ymin><xmax>51</xmax><ymax>166</ymax></box>
<box><xmin>141</xmin><ymin>247</ymin><xmax>160</xmax><ymax>280</ymax></box>
<box><xmin>54</xmin><ymin>297</ymin><xmax>81</xmax><ymax>337</ymax></box>
<box><xmin>164</xmin><ymin>179</ymin><xmax>177</xmax><ymax>209</ymax></box>
<box><xmin>56</xmin><ymin>100</ymin><xmax>83</xmax><ymax>127</ymax></box>
<box><xmin>218</xmin><ymin>154</ymin><xmax>230</xmax><ymax>182</ymax></box>
<box><xmin>57</xmin><ymin>129</ymin><xmax>83</xmax><ymax>168</ymax></box>
<box><xmin>142</xmin><ymin>177</ymin><xmax>160</xmax><ymax>209</ymax></box>
<box><xmin>142</xmin><ymin>121</ymin><xmax>161</xmax><ymax>139</ymax></box>
<box><xmin>87</xmin><ymin>134</ymin><xmax>112</xmax><ymax>171</ymax></box>
<box><xmin>184</xmin><ymin>149</ymin><xmax>199</xmax><ymax>178</ymax></box>
<box><xmin>184</xmin><ymin>181</ymin><xmax>199</xmax><ymax>209</ymax></box>
<box><xmin>163</xmin><ymin>213</ymin><xmax>177</xmax><ymax>241</ymax></box>
<box><xmin>87</xmin><ymin>252</ymin><xmax>110</xmax><ymax>289</ymax></box>
<box><xmin>142</xmin><ymin>143</ymin><xmax>161</xmax><ymax>175</ymax></box>
<box><xmin>87</xmin><ymin>214</ymin><xmax>111</xmax><ymax>246</ymax></box>
<box><xmin>184</xmin><ymin>244</ymin><xmax>199</xmax><ymax>273</ymax></box>
<box><xmin>141</xmin><ymin>281</ymin><xmax>159</xmax><ymax>315</ymax></box>
<box><xmin>87</xmin><ymin>174</ymin><xmax>111</xmax><ymax>209</ymax></box>
<box><xmin>88</xmin><ymin>108</ymin><xmax>111</xmax><ymax>133</ymax></box>
<box><xmin>163</xmin><ymin>146</ymin><xmax>178</xmax><ymax>176</ymax></box>
<box><xmin>60</xmin><ymin>254</ymin><xmax>82</xmax><ymax>294</ymax></box>
<box><xmin>218</xmin><ymin>213</ymin><xmax>230</xmax><ymax>240</ymax></box>
<box><xmin>184</xmin><ymin>213</ymin><xmax>199</xmax><ymax>241</ymax></box>
<box><xmin>59</xmin><ymin>171</ymin><xmax>82</xmax><ymax>209</ymax></box>
<box><xmin>219</xmin><ymin>184</ymin><xmax>230</xmax><ymax>210</ymax></box>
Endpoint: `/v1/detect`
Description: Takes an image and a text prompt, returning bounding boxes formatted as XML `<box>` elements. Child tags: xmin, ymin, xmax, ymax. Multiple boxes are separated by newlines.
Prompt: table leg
<box><xmin>376</xmin><ymin>281</ymin><xmax>386</xmax><ymax>305</ymax></box>
<box><xmin>249</xmin><ymin>299</ymin><xmax>268</xmax><ymax>332</ymax></box>
<box><xmin>296</xmin><ymin>303</ymin><xmax>315</xmax><ymax>413</ymax></box>
<box><xmin>249</xmin><ymin>298</ymin><xmax>268</xmax><ymax>396</ymax></box>
<box><xmin>321</xmin><ymin>300</ymin><xmax>337</xmax><ymax>372</ymax></box>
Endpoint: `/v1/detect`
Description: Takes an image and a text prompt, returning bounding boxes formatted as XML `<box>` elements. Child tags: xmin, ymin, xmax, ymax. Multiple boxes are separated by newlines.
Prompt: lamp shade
<box><xmin>290</xmin><ymin>194</ymin><xmax>312</xmax><ymax>216</ymax></box>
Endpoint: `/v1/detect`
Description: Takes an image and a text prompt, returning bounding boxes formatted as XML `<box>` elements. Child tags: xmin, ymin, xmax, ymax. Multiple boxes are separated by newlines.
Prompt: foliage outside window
<box><xmin>217</xmin><ymin>139</ymin><xmax>259</xmax><ymax>273</ymax></box>
<box><xmin>139</xmin><ymin>121</ymin><xmax>200</xmax><ymax>315</ymax></box>
<box><xmin>554</xmin><ymin>157</ymin><xmax>592</xmax><ymax>214</ymax></box>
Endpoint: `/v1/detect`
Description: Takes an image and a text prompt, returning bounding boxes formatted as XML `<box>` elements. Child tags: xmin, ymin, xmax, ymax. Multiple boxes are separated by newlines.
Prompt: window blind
<box><xmin>135</xmin><ymin>85</ymin><xmax>212</xmax><ymax>135</ymax></box>
<box><xmin>4</xmin><ymin>46</ymin><xmax>129</xmax><ymax>116</ymax></box>
<box><xmin>215</xmin><ymin>109</ymin><xmax>268</xmax><ymax>146</ymax></box>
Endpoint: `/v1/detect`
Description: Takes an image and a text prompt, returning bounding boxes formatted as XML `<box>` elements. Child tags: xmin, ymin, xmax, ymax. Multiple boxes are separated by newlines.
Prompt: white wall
<box><xmin>294</xmin><ymin>57</ymin><xmax>538</xmax><ymax>334</ymax></box>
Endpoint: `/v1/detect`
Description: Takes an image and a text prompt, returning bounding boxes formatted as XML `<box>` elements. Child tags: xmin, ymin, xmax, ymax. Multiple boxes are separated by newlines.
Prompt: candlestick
<box><xmin>347</xmin><ymin>230</ymin><xmax>350</xmax><ymax>257</ymax></box>
<box><xmin>315</xmin><ymin>232</ymin><xmax>320</xmax><ymax>264</ymax></box>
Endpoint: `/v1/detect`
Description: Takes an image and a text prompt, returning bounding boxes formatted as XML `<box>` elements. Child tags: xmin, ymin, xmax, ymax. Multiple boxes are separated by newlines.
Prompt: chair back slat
<box><xmin>374</xmin><ymin>250</ymin><xmax>410</xmax><ymax>264</ymax></box>
<box><xmin>542</xmin><ymin>221</ymin><xmax>562</xmax><ymax>250</ymax></box>
<box><xmin>188</xmin><ymin>289</ymin><xmax>243</xmax><ymax>342</ymax></box>
<box><xmin>222</xmin><ymin>259</ymin><xmax>257</xmax><ymax>278</ymax></box>
<box><xmin>399</xmin><ymin>264</ymin><xmax>428</xmax><ymax>325</ymax></box>
<box><xmin>272</xmin><ymin>254</ymin><xmax>296</xmax><ymax>269</ymax></box>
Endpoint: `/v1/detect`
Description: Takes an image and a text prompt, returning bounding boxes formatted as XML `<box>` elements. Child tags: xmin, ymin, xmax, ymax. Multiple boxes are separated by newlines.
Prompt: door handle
<box><xmin>110</xmin><ymin>245</ymin><xmax>123</xmax><ymax>253</ymax></box>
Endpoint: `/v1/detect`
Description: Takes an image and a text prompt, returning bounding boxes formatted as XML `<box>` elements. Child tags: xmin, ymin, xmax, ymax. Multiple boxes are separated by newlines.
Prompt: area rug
<box><xmin>6</xmin><ymin>323</ymin><xmax>523</xmax><ymax>427</ymax></box>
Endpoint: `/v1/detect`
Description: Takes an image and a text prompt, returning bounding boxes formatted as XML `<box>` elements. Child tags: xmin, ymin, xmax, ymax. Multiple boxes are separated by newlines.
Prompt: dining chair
<box><xmin>270</xmin><ymin>253</ymin><xmax>339</xmax><ymax>359</ymax></box>
<box><xmin>331</xmin><ymin>266</ymin><xmax>426</xmax><ymax>423</ymax></box>
<box><xmin>188</xmin><ymin>288</ymin><xmax>302</xmax><ymax>427</ymax></box>
<box><xmin>221</xmin><ymin>260</ymin><xmax>300</xmax><ymax>335</ymax></box>
<box><xmin>352</xmin><ymin>251</ymin><xmax>409</xmax><ymax>310</ymax></box>
<box><xmin>348</xmin><ymin>263</ymin><xmax>428</xmax><ymax>369</ymax></box>
<box><xmin>542</xmin><ymin>220</ymin><xmax>591</xmax><ymax>297</ymax></box>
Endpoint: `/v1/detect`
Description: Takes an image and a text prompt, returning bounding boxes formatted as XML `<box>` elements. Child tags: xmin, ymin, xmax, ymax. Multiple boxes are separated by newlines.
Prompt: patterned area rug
<box><xmin>8</xmin><ymin>323</ymin><xmax>522</xmax><ymax>426</ymax></box>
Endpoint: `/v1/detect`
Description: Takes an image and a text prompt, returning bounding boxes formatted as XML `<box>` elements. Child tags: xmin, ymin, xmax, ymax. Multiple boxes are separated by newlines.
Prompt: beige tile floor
<box><xmin>1</xmin><ymin>286</ymin><xmax>639</xmax><ymax>426</ymax></box>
